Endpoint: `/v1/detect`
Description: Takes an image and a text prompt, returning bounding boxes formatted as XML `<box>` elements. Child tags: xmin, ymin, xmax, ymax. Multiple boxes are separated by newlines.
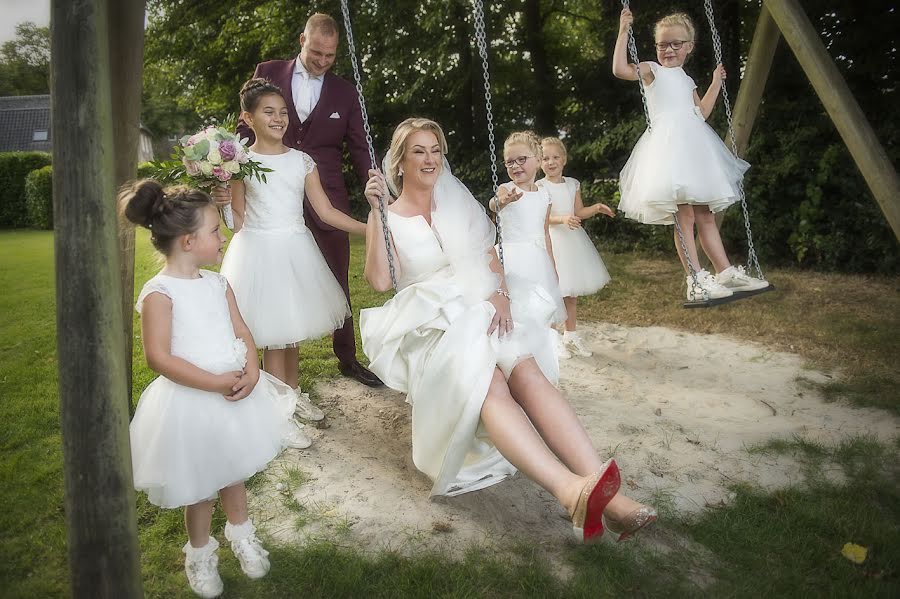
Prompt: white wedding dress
<box><xmin>360</xmin><ymin>164</ymin><xmax>558</xmax><ymax>496</ymax></box>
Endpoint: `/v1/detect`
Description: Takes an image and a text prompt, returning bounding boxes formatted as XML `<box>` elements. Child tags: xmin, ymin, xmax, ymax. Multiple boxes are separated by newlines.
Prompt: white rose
<box><xmin>223</xmin><ymin>160</ymin><xmax>240</xmax><ymax>174</ymax></box>
<box><xmin>207</xmin><ymin>148</ymin><xmax>222</xmax><ymax>165</ymax></box>
<box><xmin>199</xmin><ymin>161</ymin><xmax>214</xmax><ymax>176</ymax></box>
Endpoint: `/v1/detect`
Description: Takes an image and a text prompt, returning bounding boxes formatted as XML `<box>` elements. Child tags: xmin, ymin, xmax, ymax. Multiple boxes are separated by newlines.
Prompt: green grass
<box><xmin>2</xmin><ymin>230</ymin><xmax>899</xmax><ymax>597</ymax></box>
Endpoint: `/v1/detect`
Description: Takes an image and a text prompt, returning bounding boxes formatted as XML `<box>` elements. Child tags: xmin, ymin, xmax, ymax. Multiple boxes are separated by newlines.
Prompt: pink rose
<box><xmin>212</xmin><ymin>166</ymin><xmax>232</xmax><ymax>182</ymax></box>
<box><xmin>218</xmin><ymin>140</ymin><xmax>237</xmax><ymax>161</ymax></box>
<box><xmin>182</xmin><ymin>157</ymin><xmax>201</xmax><ymax>176</ymax></box>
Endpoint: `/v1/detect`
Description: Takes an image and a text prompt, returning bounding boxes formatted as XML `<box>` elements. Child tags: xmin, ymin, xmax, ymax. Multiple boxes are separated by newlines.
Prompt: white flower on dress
<box><xmin>231</xmin><ymin>338</ymin><xmax>249</xmax><ymax>369</ymax></box>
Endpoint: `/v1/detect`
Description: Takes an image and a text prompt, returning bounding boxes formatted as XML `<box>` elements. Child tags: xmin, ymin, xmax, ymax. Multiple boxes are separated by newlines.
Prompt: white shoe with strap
<box><xmin>293</xmin><ymin>389</ymin><xmax>325</xmax><ymax>421</ymax></box>
<box><xmin>183</xmin><ymin>538</ymin><xmax>224</xmax><ymax>598</ymax></box>
<box><xmin>224</xmin><ymin>520</ymin><xmax>270</xmax><ymax>580</ymax></box>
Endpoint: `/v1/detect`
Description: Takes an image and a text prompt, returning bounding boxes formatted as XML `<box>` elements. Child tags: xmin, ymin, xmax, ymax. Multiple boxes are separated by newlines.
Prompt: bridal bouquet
<box><xmin>149</xmin><ymin>117</ymin><xmax>271</xmax><ymax>228</ymax></box>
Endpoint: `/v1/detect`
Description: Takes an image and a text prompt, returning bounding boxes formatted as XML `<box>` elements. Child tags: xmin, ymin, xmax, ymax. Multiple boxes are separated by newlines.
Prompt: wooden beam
<box><xmin>731</xmin><ymin>5</ymin><xmax>780</xmax><ymax>157</ymax></box>
<box><xmin>51</xmin><ymin>0</ymin><xmax>144</xmax><ymax>596</ymax></box>
<box><xmin>764</xmin><ymin>0</ymin><xmax>900</xmax><ymax>241</ymax></box>
<box><xmin>109</xmin><ymin>0</ymin><xmax>147</xmax><ymax>408</ymax></box>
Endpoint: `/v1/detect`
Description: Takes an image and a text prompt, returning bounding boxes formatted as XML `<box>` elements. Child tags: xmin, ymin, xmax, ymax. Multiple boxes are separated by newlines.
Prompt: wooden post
<box><xmin>109</xmin><ymin>0</ymin><xmax>147</xmax><ymax>406</ymax></box>
<box><xmin>731</xmin><ymin>5</ymin><xmax>780</xmax><ymax>157</ymax></box>
<box><xmin>765</xmin><ymin>0</ymin><xmax>900</xmax><ymax>241</ymax></box>
<box><xmin>51</xmin><ymin>0</ymin><xmax>144</xmax><ymax>596</ymax></box>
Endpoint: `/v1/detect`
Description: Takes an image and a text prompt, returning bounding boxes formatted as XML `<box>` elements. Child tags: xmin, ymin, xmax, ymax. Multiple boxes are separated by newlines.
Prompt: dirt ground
<box><xmin>251</xmin><ymin>322</ymin><xmax>900</xmax><ymax>557</ymax></box>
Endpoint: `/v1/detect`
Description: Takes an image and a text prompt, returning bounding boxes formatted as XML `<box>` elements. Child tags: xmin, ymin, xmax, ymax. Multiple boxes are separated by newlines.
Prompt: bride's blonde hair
<box><xmin>386</xmin><ymin>117</ymin><xmax>448</xmax><ymax>195</ymax></box>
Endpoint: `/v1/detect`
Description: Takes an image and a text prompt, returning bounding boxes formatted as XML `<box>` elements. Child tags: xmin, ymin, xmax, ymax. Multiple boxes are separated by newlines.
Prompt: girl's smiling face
<box><xmin>541</xmin><ymin>143</ymin><xmax>567</xmax><ymax>178</ymax></box>
<box><xmin>244</xmin><ymin>93</ymin><xmax>289</xmax><ymax>144</ymax></box>
<box><xmin>655</xmin><ymin>25</ymin><xmax>693</xmax><ymax>68</ymax></box>
<box><xmin>504</xmin><ymin>143</ymin><xmax>539</xmax><ymax>186</ymax></box>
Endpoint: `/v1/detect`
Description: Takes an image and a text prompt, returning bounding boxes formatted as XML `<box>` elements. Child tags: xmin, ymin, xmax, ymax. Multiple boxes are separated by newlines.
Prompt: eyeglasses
<box><xmin>655</xmin><ymin>40</ymin><xmax>690</xmax><ymax>51</ymax></box>
<box><xmin>502</xmin><ymin>155</ymin><xmax>533</xmax><ymax>168</ymax></box>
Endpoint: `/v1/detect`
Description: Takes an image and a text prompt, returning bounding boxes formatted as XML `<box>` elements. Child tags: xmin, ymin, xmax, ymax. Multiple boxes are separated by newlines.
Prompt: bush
<box><xmin>25</xmin><ymin>166</ymin><xmax>53</xmax><ymax>230</ymax></box>
<box><xmin>0</xmin><ymin>152</ymin><xmax>52</xmax><ymax>227</ymax></box>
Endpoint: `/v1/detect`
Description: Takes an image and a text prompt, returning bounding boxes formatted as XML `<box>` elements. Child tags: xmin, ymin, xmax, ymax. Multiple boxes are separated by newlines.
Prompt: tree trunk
<box><xmin>51</xmin><ymin>0</ymin><xmax>144</xmax><ymax>595</ymax></box>
<box><xmin>452</xmin><ymin>0</ymin><xmax>475</xmax><ymax>148</ymax></box>
<box><xmin>523</xmin><ymin>0</ymin><xmax>556</xmax><ymax>134</ymax></box>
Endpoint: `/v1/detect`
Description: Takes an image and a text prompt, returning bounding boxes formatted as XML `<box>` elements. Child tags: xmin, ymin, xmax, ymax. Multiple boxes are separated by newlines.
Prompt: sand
<box><xmin>251</xmin><ymin>322</ymin><xmax>899</xmax><ymax>555</ymax></box>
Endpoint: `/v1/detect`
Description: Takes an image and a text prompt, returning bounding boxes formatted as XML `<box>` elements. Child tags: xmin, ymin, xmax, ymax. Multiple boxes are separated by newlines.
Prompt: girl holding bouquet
<box><xmin>120</xmin><ymin>181</ymin><xmax>308</xmax><ymax>597</ymax></box>
<box><xmin>220</xmin><ymin>78</ymin><xmax>366</xmax><ymax>420</ymax></box>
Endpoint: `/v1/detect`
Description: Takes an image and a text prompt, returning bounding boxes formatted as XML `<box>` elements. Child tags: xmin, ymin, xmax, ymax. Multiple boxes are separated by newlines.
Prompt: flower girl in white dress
<box><xmin>613</xmin><ymin>8</ymin><xmax>768</xmax><ymax>300</ymax></box>
<box><xmin>537</xmin><ymin>137</ymin><xmax>613</xmax><ymax>358</ymax></box>
<box><xmin>220</xmin><ymin>79</ymin><xmax>366</xmax><ymax>420</ymax></box>
<box><xmin>121</xmin><ymin>181</ymin><xmax>307</xmax><ymax>598</ymax></box>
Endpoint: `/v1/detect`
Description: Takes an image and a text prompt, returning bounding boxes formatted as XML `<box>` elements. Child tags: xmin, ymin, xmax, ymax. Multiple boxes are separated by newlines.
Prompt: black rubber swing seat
<box><xmin>683</xmin><ymin>283</ymin><xmax>775</xmax><ymax>309</ymax></box>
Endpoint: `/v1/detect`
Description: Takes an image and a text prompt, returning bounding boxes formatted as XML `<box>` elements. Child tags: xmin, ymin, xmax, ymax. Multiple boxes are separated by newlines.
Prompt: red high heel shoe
<box><xmin>571</xmin><ymin>459</ymin><xmax>621</xmax><ymax>543</ymax></box>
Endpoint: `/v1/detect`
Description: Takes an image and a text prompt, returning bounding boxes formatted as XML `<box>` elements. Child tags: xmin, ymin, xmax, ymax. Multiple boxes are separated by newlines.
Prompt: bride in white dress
<box><xmin>359</xmin><ymin>118</ymin><xmax>656</xmax><ymax>543</ymax></box>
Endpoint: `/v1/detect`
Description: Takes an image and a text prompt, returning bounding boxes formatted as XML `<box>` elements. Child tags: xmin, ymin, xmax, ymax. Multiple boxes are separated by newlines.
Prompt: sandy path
<box><xmin>252</xmin><ymin>322</ymin><xmax>899</xmax><ymax>554</ymax></box>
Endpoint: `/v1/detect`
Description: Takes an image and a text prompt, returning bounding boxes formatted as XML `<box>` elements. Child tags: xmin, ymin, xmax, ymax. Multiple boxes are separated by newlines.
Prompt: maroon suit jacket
<box><xmin>236</xmin><ymin>59</ymin><xmax>372</xmax><ymax>232</ymax></box>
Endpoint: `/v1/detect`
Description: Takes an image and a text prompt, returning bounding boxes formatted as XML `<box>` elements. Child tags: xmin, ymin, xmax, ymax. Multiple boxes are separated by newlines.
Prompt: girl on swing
<box><xmin>613</xmin><ymin>8</ymin><xmax>768</xmax><ymax>300</ymax></box>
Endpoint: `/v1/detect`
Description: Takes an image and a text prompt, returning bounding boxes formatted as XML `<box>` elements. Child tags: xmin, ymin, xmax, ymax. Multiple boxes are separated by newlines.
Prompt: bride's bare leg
<box><xmin>480</xmin><ymin>368</ymin><xmax>584</xmax><ymax>515</ymax></box>
<box><xmin>507</xmin><ymin>358</ymin><xmax>648</xmax><ymax>519</ymax></box>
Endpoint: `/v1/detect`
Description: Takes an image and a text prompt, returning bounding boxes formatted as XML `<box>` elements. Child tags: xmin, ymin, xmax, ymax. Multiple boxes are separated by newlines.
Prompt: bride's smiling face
<box><xmin>401</xmin><ymin>130</ymin><xmax>443</xmax><ymax>190</ymax></box>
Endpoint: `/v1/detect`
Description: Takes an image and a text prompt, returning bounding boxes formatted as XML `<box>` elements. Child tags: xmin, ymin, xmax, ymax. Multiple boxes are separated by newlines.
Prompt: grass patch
<box><xmin>2</xmin><ymin>230</ymin><xmax>899</xmax><ymax>597</ymax></box>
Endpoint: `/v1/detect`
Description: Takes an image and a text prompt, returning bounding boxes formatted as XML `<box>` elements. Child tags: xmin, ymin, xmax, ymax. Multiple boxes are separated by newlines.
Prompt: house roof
<box><xmin>0</xmin><ymin>95</ymin><xmax>52</xmax><ymax>153</ymax></box>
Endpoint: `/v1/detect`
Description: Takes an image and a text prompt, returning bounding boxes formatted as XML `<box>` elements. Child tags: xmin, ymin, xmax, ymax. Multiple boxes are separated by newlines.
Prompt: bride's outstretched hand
<box><xmin>488</xmin><ymin>291</ymin><xmax>514</xmax><ymax>338</ymax></box>
<box><xmin>364</xmin><ymin>169</ymin><xmax>389</xmax><ymax>210</ymax></box>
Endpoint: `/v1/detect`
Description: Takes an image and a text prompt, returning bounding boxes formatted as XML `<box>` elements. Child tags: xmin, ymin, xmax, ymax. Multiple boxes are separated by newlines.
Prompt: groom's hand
<box><xmin>210</xmin><ymin>185</ymin><xmax>232</xmax><ymax>208</ymax></box>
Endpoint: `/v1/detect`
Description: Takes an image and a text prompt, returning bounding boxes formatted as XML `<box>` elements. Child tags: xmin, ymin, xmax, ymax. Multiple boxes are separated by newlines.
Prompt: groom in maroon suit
<box><xmin>236</xmin><ymin>13</ymin><xmax>382</xmax><ymax>387</ymax></box>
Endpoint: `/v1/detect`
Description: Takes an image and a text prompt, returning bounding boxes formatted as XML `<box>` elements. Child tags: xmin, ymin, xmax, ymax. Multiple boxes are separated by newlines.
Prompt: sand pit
<box><xmin>251</xmin><ymin>322</ymin><xmax>899</xmax><ymax>555</ymax></box>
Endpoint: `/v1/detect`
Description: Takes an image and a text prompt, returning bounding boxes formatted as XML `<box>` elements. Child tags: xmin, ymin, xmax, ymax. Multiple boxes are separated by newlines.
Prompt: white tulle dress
<box><xmin>618</xmin><ymin>61</ymin><xmax>750</xmax><ymax>225</ymax></box>
<box><xmin>360</xmin><ymin>165</ymin><xmax>559</xmax><ymax>497</ymax></box>
<box><xmin>220</xmin><ymin>149</ymin><xmax>349</xmax><ymax>349</ymax></box>
<box><xmin>537</xmin><ymin>177</ymin><xmax>611</xmax><ymax>297</ymax></box>
<box><xmin>130</xmin><ymin>270</ymin><xmax>298</xmax><ymax>508</ymax></box>
<box><xmin>496</xmin><ymin>182</ymin><xmax>567</xmax><ymax>323</ymax></box>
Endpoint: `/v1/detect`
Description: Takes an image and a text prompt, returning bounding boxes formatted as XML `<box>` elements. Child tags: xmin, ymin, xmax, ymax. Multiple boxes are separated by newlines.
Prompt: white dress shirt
<box><xmin>291</xmin><ymin>56</ymin><xmax>324</xmax><ymax>122</ymax></box>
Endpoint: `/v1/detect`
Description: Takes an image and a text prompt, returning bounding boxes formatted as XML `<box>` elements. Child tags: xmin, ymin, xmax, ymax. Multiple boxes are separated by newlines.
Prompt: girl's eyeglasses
<box><xmin>655</xmin><ymin>40</ymin><xmax>690</xmax><ymax>51</ymax></box>
<box><xmin>502</xmin><ymin>155</ymin><xmax>533</xmax><ymax>168</ymax></box>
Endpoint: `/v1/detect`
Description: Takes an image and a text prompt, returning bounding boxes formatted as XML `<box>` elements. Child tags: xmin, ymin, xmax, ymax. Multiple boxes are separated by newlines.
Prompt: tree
<box><xmin>0</xmin><ymin>22</ymin><xmax>51</xmax><ymax>96</ymax></box>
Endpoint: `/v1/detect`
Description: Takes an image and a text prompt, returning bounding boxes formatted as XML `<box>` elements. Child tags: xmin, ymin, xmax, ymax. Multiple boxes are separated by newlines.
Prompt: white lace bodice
<box><xmin>537</xmin><ymin>177</ymin><xmax>580</xmax><ymax>216</ymax></box>
<box><xmin>136</xmin><ymin>270</ymin><xmax>247</xmax><ymax>374</ymax></box>
<box><xmin>242</xmin><ymin>149</ymin><xmax>316</xmax><ymax>232</ymax></box>
<box><xmin>496</xmin><ymin>183</ymin><xmax>551</xmax><ymax>243</ymax></box>
<box><xmin>645</xmin><ymin>62</ymin><xmax>702</xmax><ymax>122</ymax></box>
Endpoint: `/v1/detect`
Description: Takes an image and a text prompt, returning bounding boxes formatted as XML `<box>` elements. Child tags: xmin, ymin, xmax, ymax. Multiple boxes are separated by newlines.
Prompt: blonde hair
<box><xmin>386</xmin><ymin>117</ymin><xmax>448</xmax><ymax>195</ymax></box>
<box><xmin>655</xmin><ymin>12</ymin><xmax>696</xmax><ymax>42</ymax></box>
<box><xmin>504</xmin><ymin>130</ymin><xmax>542</xmax><ymax>160</ymax></box>
<box><xmin>304</xmin><ymin>13</ymin><xmax>339</xmax><ymax>38</ymax></box>
<box><xmin>540</xmin><ymin>136</ymin><xmax>567</xmax><ymax>159</ymax></box>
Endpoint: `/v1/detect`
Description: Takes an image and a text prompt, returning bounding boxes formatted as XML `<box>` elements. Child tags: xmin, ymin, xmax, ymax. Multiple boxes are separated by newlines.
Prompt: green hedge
<box><xmin>0</xmin><ymin>152</ymin><xmax>52</xmax><ymax>227</ymax></box>
<box><xmin>25</xmin><ymin>166</ymin><xmax>53</xmax><ymax>230</ymax></box>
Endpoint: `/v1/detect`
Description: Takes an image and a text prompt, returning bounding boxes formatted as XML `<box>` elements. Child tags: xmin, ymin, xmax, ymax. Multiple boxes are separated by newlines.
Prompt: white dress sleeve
<box><xmin>201</xmin><ymin>269</ymin><xmax>228</xmax><ymax>291</ymax></box>
<box><xmin>298</xmin><ymin>150</ymin><xmax>317</xmax><ymax>177</ymax></box>
<box><xmin>135</xmin><ymin>276</ymin><xmax>173</xmax><ymax>314</ymax></box>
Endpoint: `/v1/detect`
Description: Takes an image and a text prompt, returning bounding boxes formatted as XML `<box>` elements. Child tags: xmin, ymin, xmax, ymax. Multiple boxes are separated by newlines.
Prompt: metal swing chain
<box><xmin>471</xmin><ymin>0</ymin><xmax>505</xmax><ymax>267</ymax></box>
<box><xmin>621</xmin><ymin>0</ymin><xmax>707</xmax><ymax>301</ymax></box>
<box><xmin>339</xmin><ymin>0</ymin><xmax>397</xmax><ymax>290</ymax></box>
<box><xmin>703</xmin><ymin>0</ymin><xmax>764</xmax><ymax>280</ymax></box>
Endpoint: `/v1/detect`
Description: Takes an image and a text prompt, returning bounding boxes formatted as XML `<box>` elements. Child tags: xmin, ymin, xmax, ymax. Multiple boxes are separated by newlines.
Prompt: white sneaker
<box><xmin>225</xmin><ymin>520</ymin><xmax>270</xmax><ymax>580</ymax></box>
<box><xmin>284</xmin><ymin>419</ymin><xmax>312</xmax><ymax>449</ymax></box>
<box><xmin>716</xmin><ymin>265</ymin><xmax>769</xmax><ymax>292</ymax></box>
<box><xmin>686</xmin><ymin>270</ymin><xmax>733</xmax><ymax>301</ymax></box>
<box><xmin>564</xmin><ymin>332</ymin><xmax>592</xmax><ymax>357</ymax></box>
<box><xmin>553</xmin><ymin>330</ymin><xmax>571</xmax><ymax>360</ymax></box>
<box><xmin>183</xmin><ymin>538</ymin><xmax>224</xmax><ymax>598</ymax></box>
<box><xmin>293</xmin><ymin>389</ymin><xmax>325</xmax><ymax>421</ymax></box>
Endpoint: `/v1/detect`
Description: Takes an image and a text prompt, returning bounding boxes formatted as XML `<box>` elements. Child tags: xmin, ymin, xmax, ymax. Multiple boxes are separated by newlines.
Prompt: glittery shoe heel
<box><xmin>601</xmin><ymin>505</ymin><xmax>657</xmax><ymax>543</ymax></box>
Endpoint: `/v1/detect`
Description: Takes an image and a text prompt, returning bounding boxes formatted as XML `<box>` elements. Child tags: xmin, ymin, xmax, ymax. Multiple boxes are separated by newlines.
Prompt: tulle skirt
<box><xmin>619</xmin><ymin>110</ymin><xmax>749</xmax><ymax>225</ymax></box>
<box><xmin>130</xmin><ymin>371</ymin><xmax>297</xmax><ymax>508</ymax></box>
<box><xmin>548</xmin><ymin>224</ymin><xmax>611</xmax><ymax>297</ymax></box>
<box><xmin>221</xmin><ymin>227</ymin><xmax>350</xmax><ymax>349</ymax></box>
<box><xmin>360</xmin><ymin>267</ymin><xmax>558</xmax><ymax>496</ymax></box>
<box><xmin>500</xmin><ymin>240</ymin><xmax>567</xmax><ymax>324</ymax></box>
